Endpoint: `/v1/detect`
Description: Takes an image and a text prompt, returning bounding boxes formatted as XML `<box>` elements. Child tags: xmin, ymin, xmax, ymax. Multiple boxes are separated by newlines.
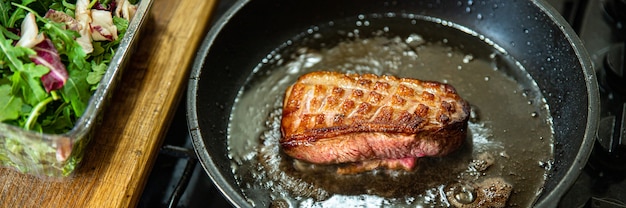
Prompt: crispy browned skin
<box><xmin>280</xmin><ymin>71</ymin><xmax>470</xmax><ymax>169</ymax></box>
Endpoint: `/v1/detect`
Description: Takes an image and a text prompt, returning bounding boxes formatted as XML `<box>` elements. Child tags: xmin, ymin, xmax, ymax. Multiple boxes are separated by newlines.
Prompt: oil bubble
<box><xmin>405</xmin><ymin>33</ymin><xmax>425</xmax><ymax>47</ymax></box>
<box><xmin>463</xmin><ymin>54</ymin><xmax>474</xmax><ymax>63</ymax></box>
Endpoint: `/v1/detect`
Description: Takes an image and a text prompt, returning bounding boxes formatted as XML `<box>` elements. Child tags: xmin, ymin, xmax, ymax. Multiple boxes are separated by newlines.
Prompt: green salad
<box><xmin>1</xmin><ymin>0</ymin><xmax>139</xmax><ymax>133</ymax></box>
<box><xmin>0</xmin><ymin>0</ymin><xmax>139</xmax><ymax>176</ymax></box>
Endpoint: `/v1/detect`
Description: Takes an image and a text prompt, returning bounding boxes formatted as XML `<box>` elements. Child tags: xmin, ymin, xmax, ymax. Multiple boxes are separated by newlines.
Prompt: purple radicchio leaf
<box><xmin>93</xmin><ymin>1</ymin><xmax>117</xmax><ymax>11</ymax></box>
<box><xmin>31</xmin><ymin>37</ymin><xmax>69</xmax><ymax>92</ymax></box>
<box><xmin>44</xmin><ymin>9</ymin><xmax>81</xmax><ymax>31</ymax></box>
<box><xmin>91</xmin><ymin>9</ymin><xmax>118</xmax><ymax>41</ymax></box>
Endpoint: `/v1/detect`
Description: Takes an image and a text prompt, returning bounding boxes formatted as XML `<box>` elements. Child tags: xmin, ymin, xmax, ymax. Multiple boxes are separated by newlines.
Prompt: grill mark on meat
<box><xmin>368</xmin><ymin>91</ymin><xmax>384</xmax><ymax>104</ymax></box>
<box><xmin>391</xmin><ymin>95</ymin><xmax>406</xmax><ymax>106</ymax></box>
<box><xmin>396</xmin><ymin>84</ymin><xmax>415</xmax><ymax>97</ymax></box>
<box><xmin>416</xmin><ymin>104</ymin><xmax>430</xmax><ymax>117</ymax></box>
<box><xmin>371</xmin><ymin>106</ymin><xmax>393</xmax><ymax>123</ymax></box>
<box><xmin>281</xmin><ymin>71</ymin><xmax>470</xmax><ymax>172</ymax></box>
<box><xmin>341</xmin><ymin>100</ymin><xmax>356</xmax><ymax>116</ymax></box>
<box><xmin>374</xmin><ymin>81</ymin><xmax>391</xmax><ymax>91</ymax></box>
<box><xmin>422</xmin><ymin>91</ymin><xmax>435</xmax><ymax>101</ymax></box>
<box><xmin>351</xmin><ymin>89</ymin><xmax>364</xmax><ymax>98</ymax></box>
<box><xmin>332</xmin><ymin>86</ymin><xmax>344</xmax><ymax>95</ymax></box>
<box><xmin>356</xmin><ymin>102</ymin><xmax>372</xmax><ymax>115</ymax></box>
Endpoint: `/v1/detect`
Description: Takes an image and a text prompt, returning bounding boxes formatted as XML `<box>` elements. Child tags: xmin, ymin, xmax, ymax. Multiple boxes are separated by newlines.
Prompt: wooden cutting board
<box><xmin>0</xmin><ymin>0</ymin><xmax>217</xmax><ymax>207</ymax></box>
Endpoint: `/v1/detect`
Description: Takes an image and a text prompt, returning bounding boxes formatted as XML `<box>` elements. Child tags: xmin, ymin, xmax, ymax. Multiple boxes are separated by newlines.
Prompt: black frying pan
<box><xmin>187</xmin><ymin>0</ymin><xmax>599</xmax><ymax>207</ymax></box>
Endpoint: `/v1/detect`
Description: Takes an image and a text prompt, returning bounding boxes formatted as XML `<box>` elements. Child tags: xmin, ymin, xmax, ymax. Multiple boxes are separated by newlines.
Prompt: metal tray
<box><xmin>0</xmin><ymin>0</ymin><xmax>153</xmax><ymax>178</ymax></box>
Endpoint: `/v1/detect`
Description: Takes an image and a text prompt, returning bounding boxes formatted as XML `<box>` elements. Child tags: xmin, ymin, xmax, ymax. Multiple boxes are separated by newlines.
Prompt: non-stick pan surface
<box><xmin>187</xmin><ymin>0</ymin><xmax>599</xmax><ymax>207</ymax></box>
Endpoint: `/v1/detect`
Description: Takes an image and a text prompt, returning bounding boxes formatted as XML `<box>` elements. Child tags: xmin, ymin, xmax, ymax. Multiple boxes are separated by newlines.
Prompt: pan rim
<box><xmin>187</xmin><ymin>0</ymin><xmax>253</xmax><ymax>207</ymax></box>
<box><xmin>530</xmin><ymin>0</ymin><xmax>599</xmax><ymax>207</ymax></box>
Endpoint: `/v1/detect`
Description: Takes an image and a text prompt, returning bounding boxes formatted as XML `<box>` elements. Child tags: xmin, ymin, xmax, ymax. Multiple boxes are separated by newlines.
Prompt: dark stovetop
<box><xmin>138</xmin><ymin>0</ymin><xmax>626</xmax><ymax>207</ymax></box>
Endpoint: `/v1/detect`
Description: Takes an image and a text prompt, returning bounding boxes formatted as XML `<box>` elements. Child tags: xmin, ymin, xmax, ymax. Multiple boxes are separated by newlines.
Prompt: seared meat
<box><xmin>335</xmin><ymin>158</ymin><xmax>417</xmax><ymax>174</ymax></box>
<box><xmin>280</xmin><ymin>71</ymin><xmax>470</xmax><ymax>173</ymax></box>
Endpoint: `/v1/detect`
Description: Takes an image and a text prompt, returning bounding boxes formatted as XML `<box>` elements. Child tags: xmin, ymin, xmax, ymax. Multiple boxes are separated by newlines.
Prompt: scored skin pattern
<box><xmin>280</xmin><ymin>71</ymin><xmax>470</xmax><ymax>170</ymax></box>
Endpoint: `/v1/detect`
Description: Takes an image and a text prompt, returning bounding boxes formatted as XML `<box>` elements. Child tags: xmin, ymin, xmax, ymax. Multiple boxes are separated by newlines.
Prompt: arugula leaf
<box><xmin>86</xmin><ymin>61</ymin><xmax>107</xmax><ymax>86</ymax></box>
<box><xmin>7</xmin><ymin>0</ymin><xmax>36</xmax><ymax>28</ymax></box>
<box><xmin>60</xmin><ymin>67</ymin><xmax>90</xmax><ymax>117</ymax></box>
<box><xmin>41</xmin><ymin>21</ymin><xmax>88</xmax><ymax>70</ymax></box>
<box><xmin>113</xmin><ymin>16</ymin><xmax>129</xmax><ymax>38</ymax></box>
<box><xmin>99</xmin><ymin>0</ymin><xmax>113</xmax><ymax>6</ymax></box>
<box><xmin>0</xmin><ymin>25</ymin><xmax>20</xmax><ymax>40</ymax></box>
<box><xmin>0</xmin><ymin>85</ymin><xmax>22</xmax><ymax>122</ymax></box>
<box><xmin>24</xmin><ymin>94</ymin><xmax>53</xmax><ymax>130</ymax></box>
<box><xmin>0</xmin><ymin>1</ymin><xmax>11</xmax><ymax>27</ymax></box>
<box><xmin>0</xmin><ymin>32</ymin><xmax>49</xmax><ymax>106</ymax></box>
<box><xmin>0</xmin><ymin>31</ymin><xmax>35</xmax><ymax>71</ymax></box>
<box><xmin>40</xmin><ymin>101</ymin><xmax>73</xmax><ymax>134</ymax></box>
<box><xmin>17</xmin><ymin>0</ymin><xmax>52</xmax><ymax>16</ymax></box>
<box><xmin>11</xmin><ymin>64</ymin><xmax>50</xmax><ymax>103</ymax></box>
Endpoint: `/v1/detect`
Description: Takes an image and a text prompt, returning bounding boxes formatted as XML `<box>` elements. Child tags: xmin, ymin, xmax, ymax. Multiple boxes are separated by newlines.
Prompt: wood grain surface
<box><xmin>0</xmin><ymin>0</ymin><xmax>217</xmax><ymax>207</ymax></box>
